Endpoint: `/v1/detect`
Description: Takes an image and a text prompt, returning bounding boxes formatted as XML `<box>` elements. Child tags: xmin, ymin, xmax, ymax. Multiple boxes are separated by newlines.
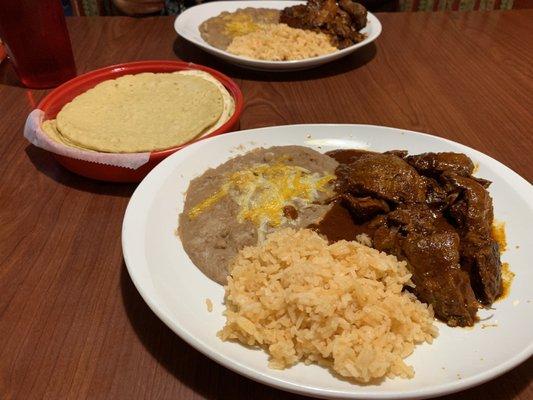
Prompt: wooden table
<box><xmin>1</xmin><ymin>11</ymin><xmax>531</xmax><ymax>400</ymax></box>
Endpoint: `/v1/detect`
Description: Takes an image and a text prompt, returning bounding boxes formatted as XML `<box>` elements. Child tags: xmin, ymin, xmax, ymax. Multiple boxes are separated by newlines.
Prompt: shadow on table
<box><xmin>120</xmin><ymin>263</ymin><xmax>533</xmax><ymax>400</ymax></box>
<box><xmin>172</xmin><ymin>36</ymin><xmax>377</xmax><ymax>82</ymax></box>
<box><xmin>25</xmin><ymin>145</ymin><xmax>136</xmax><ymax>197</ymax></box>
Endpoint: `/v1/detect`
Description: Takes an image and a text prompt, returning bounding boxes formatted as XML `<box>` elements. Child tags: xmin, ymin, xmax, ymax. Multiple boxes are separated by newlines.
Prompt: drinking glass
<box><xmin>0</xmin><ymin>0</ymin><xmax>77</xmax><ymax>88</ymax></box>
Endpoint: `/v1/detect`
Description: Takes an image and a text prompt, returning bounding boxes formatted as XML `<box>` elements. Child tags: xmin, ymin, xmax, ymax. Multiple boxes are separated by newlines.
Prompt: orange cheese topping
<box><xmin>188</xmin><ymin>160</ymin><xmax>334</xmax><ymax>230</ymax></box>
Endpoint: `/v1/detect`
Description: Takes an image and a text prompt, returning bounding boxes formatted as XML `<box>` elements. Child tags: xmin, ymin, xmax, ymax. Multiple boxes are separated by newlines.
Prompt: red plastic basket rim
<box><xmin>37</xmin><ymin>60</ymin><xmax>244</xmax><ymax>157</ymax></box>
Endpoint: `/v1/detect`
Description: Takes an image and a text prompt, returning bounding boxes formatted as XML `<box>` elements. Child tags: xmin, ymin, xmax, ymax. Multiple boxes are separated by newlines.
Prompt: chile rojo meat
<box><xmin>313</xmin><ymin>149</ymin><xmax>502</xmax><ymax>327</ymax></box>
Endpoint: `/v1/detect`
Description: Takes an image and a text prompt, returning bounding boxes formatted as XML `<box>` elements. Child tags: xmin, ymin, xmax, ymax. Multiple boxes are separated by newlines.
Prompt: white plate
<box><xmin>174</xmin><ymin>1</ymin><xmax>382</xmax><ymax>71</ymax></box>
<box><xmin>122</xmin><ymin>124</ymin><xmax>533</xmax><ymax>399</ymax></box>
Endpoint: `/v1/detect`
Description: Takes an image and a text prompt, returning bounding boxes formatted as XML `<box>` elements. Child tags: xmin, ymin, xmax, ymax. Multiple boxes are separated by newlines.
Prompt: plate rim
<box><xmin>122</xmin><ymin>123</ymin><xmax>533</xmax><ymax>400</ymax></box>
<box><xmin>173</xmin><ymin>0</ymin><xmax>382</xmax><ymax>68</ymax></box>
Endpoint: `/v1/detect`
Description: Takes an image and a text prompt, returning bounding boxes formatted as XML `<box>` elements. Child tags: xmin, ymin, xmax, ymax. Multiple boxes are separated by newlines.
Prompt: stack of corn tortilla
<box><xmin>42</xmin><ymin>70</ymin><xmax>234</xmax><ymax>153</ymax></box>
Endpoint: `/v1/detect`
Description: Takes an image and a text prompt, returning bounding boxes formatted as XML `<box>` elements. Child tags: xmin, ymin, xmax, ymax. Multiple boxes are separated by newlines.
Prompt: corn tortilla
<box><xmin>176</xmin><ymin>70</ymin><xmax>235</xmax><ymax>136</ymax></box>
<box><xmin>54</xmin><ymin>72</ymin><xmax>224</xmax><ymax>153</ymax></box>
<box><xmin>42</xmin><ymin>119</ymin><xmax>92</xmax><ymax>150</ymax></box>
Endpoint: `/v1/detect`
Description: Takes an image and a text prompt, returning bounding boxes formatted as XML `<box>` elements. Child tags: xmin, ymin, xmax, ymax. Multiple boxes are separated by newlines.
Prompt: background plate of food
<box><xmin>122</xmin><ymin>124</ymin><xmax>532</xmax><ymax>399</ymax></box>
<box><xmin>174</xmin><ymin>1</ymin><xmax>382</xmax><ymax>71</ymax></box>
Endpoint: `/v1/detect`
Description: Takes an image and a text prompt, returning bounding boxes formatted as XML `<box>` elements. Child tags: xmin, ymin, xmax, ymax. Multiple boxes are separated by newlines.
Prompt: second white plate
<box><xmin>174</xmin><ymin>1</ymin><xmax>382</xmax><ymax>71</ymax></box>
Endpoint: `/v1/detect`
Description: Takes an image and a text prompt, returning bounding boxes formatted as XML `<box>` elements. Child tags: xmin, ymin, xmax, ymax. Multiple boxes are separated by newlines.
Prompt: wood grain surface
<box><xmin>0</xmin><ymin>11</ymin><xmax>532</xmax><ymax>400</ymax></box>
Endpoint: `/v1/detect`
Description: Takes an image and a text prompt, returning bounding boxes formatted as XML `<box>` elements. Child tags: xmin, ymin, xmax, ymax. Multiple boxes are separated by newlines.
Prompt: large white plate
<box><xmin>122</xmin><ymin>124</ymin><xmax>533</xmax><ymax>399</ymax></box>
<box><xmin>174</xmin><ymin>1</ymin><xmax>382</xmax><ymax>71</ymax></box>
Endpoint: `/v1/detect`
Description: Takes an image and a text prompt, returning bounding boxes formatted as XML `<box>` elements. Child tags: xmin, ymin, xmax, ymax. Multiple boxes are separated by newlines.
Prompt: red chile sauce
<box><xmin>308</xmin><ymin>149</ymin><xmax>380</xmax><ymax>242</ymax></box>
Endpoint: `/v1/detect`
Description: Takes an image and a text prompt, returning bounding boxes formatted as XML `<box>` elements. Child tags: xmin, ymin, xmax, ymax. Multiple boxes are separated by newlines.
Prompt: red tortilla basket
<box><xmin>37</xmin><ymin>60</ymin><xmax>244</xmax><ymax>182</ymax></box>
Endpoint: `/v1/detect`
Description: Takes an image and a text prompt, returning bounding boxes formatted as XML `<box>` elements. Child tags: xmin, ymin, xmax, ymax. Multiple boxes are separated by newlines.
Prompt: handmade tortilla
<box><xmin>42</xmin><ymin>119</ymin><xmax>91</xmax><ymax>150</ymax></box>
<box><xmin>176</xmin><ymin>70</ymin><xmax>235</xmax><ymax>135</ymax></box>
<box><xmin>55</xmin><ymin>72</ymin><xmax>224</xmax><ymax>153</ymax></box>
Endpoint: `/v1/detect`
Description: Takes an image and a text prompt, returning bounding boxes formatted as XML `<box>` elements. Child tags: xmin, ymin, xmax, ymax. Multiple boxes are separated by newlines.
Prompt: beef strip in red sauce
<box><xmin>309</xmin><ymin>149</ymin><xmax>502</xmax><ymax>327</ymax></box>
<box><xmin>335</xmin><ymin>153</ymin><xmax>428</xmax><ymax>204</ymax></box>
<box><xmin>406</xmin><ymin>152</ymin><xmax>475</xmax><ymax>177</ymax></box>
<box><xmin>335</xmin><ymin>193</ymin><xmax>390</xmax><ymax>223</ymax></box>
<box><xmin>373</xmin><ymin>204</ymin><xmax>478</xmax><ymax>327</ymax></box>
<box><xmin>406</xmin><ymin>153</ymin><xmax>502</xmax><ymax>303</ymax></box>
<box><xmin>326</xmin><ymin>148</ymin><xmax>376</xmax><ymax>164</ymax></box>
<box><xmin>443</xmin><ymin>172</ymin><xmax>502</xmax><ymax>304</ymax></box>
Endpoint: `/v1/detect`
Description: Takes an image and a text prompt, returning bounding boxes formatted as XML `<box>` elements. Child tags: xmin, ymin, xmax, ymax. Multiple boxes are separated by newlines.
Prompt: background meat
<box><xmin>278</xmin><ymin>5</ymin><xmax>309</xmax><ymax>29</ymax></box>
<box><xmin>280</xmin><ymin>0</ymin><xmax>368</xmax><ymax>49</ymax></box>
<box><xmin>338</xmin><ymin>0</ymin><xmax>367</xmax><ymax>30</ymax></box>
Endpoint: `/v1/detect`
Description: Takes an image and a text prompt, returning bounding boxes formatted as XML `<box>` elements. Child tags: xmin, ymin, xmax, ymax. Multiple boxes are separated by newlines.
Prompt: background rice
<box><xmin>218</xmin><ymin>228</ymin><xmax>438</xmax><ymax>382</ymax></box>
<box><xmin>226</xmin><ymin>23</ymin><xmax>337</xmax><ymax>61</ymax></box>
